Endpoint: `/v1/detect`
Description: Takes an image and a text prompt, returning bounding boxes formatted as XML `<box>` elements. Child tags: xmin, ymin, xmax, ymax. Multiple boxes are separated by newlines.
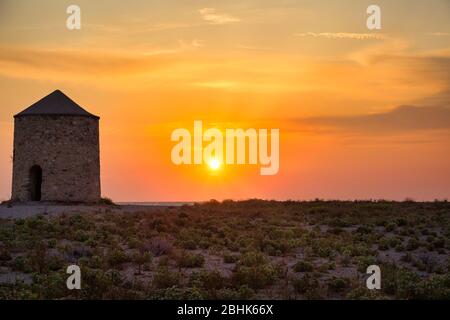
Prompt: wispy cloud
<box><xmin>177</xmin><ymin>39</ymin><xmax>204</xmax><ymax>49</ymax></box>
<box><xmin>297</xmin><ymin>103</ymin><xmax>450</xmax><ymax>134</ymax></box>
<box><xmin>199</xmin><ymin>8</ymin><xmax>240</xmax><ymax>25</ymax></box>
<box><xmin>0</xmin><ymin>39</ymin><xmax>208</xmax><ymax>78</ymax></box>
<box><xmin>295</xmin><ymin>32</ymin><xmax>385</xmax><ymax>40</ymax></box>
<box><xmin>428</xmin><ymin>32</ymin><xmax>450</xmax><ymax>37</ymax></box>
<box><xmin>191</xmin><ymin>81</ymin><xmax>238</xmax><ymax>89</ymax></box>
<box><xmin>0</xmin><ymin>46</ymin><xmax>184</xmax><ymax>82</ymax></box>
<box><xmin>235</xmin><ymin>44</ymin><xmax>273</xmax><ymax>51</ymax></box>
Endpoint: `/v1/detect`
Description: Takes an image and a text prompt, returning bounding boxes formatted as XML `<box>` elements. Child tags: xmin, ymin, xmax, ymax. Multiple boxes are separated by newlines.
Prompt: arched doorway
<box><xmin>29</xmin><ymin>165</ymin><xmax>42</xmax><ymax>201</ymax></box>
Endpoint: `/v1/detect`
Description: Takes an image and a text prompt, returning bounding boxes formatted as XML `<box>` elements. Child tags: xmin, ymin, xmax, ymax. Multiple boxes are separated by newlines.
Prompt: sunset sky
<box><xmin>0</xmin><ymin>0</ymin><xmax>449</xmax><ymax>201</ymax></box>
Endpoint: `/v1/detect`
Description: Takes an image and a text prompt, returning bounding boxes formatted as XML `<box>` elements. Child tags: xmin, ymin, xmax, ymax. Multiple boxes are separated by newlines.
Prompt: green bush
<box><xmin>239</xmin><ymin>251</ymin><xmax>267</xmax><ymax>267</ymax></box>
<box><xmin>293</xmin><ymin>260</ymin><xmax>314</xmax><ymax>272</ymax></box>
<box><xmin>356</xmin><ymin>256</ymin><xmax>377</xmax><ymax>273</ymax></box>
<box><xmin>347</xmin><ymin>287</ymin><xmax>383</xmax><ymax>300</ymax></box>
<box><xmin>152</xmin><ymin>287</ymin><xmax>203</xmax><ymax>299</ymax></box>
<box><xmin>378</xmin><ymin>238</ymin><xmax>389</xmax><ymax>251</ymax></box>
<box><xmin>414</xmin><ymin>274</ymin><xmax>450</xmax><ymax>299</ymax></box>
<box><xmin>213</xmin><ymin>286</ymin><xmax>254</xmax><ymax>299</ymax></box>
<box><xmin>107</xmin><ymin>249</ymin><xmax>130</xmax><ymax>267</ymax></box>
<box><xmin>189</xmin><ymin>269</ymin><xmax>227</xmax><ymax>290</ymax></box>
<box><xmin>293</xmin><ymin>274</ymin><xmax>320</xmax><ymax>297</ymax></box>
<box><xmin>100</xmin><ymin>197</ymin><xmax>115</xmax><ymax>205</ymax></box>
<box><xmin>32</xmin><ymin>271</ymin><xmax>67</xmax><ymax>299</ymax></box>
<box><xmin>406</xmin><ymin>238</ymin><xmax>420</xmax><ymax>251</ymax></box>
<box><xmin>232</xmin><ymin>264</ymin><xmax>278</xmax><ymax>289</ymax></box>
<box><xmin>355</xmin><ymin>225</ymin><xmax>373</xmax><ymax>235</ymax></box>
<box><xmin>385</xmin><ymin>222</ymin><xmax>397</xmax><ymax>232</ymax></box>
<box><xmin>12</xmin><ymin>256</ymin><xmax>32</xmax><ymax>273</ymax></box>
<box><xmin>381</xmin><ymin>264</ymin><xmax>420</xmax><ymax>298</ymax></box>
<box><xmin>328</xmin><ymin>277</ymin><xmax>350</xmax><ymax>293</ymax></box>
<box><xmin>0</xmin><ymin>247</ymin><xmax>12</xmax><ymax>263</ymax></box>
<box><xmin>132</xmin><ymin>251</ymin><xmax>152</xmax><ymax>274</ymax></box>
<box><xmin>152</xmin><ymin>268</ymin><xmax>182</xmax><ymax>289</ymax></box>
<box><xmin>177</xmin><ymin>252</ymin><xmax>205</xmax><ymax>268</ymax></box>
<box><xmin>27</xmin><ymin>242</ymin><xmax>48</xmax><ymax>273</ymax></box>
<box><xmin>223</xmin><ymin>253</ymin><xmax>239</xmax><ymax>264</ymax></box>
<box><xmin>46</xmin><ymin>254</ymin><xmax>65</xmax><ymax>271</ymax></box>
<box><xmin>180</xmin><ymin>240</ymin><xmax>197</xmax><ymax>250</ymax></box>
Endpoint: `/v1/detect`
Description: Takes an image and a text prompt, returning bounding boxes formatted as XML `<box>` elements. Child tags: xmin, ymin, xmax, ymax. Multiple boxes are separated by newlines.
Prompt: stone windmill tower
<box><xmin>11</xmin><ymin>90</ymin><xmax>101</xmax><ymax>203</ymax></box>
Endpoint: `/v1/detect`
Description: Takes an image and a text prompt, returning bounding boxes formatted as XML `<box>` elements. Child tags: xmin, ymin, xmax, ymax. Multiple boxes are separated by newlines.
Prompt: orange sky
<box><xmin>0</xmin><ymin>0</ymin><xmax>449</xmax><ymax>201</ymax></box>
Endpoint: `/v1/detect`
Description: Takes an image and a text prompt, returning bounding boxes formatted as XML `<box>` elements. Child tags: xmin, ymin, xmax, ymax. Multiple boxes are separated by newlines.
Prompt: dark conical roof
<box><xmin>14</xmin><ymin>90</ymin><xmax>99</xmax><ymax>119</ymax></box>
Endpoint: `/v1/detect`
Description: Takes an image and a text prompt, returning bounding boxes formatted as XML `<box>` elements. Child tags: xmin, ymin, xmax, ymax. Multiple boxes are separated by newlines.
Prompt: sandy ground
<box><xmin>0</xmin><ymin>203</ymin><xmax>168</xmax><ymax>219</ymax></box>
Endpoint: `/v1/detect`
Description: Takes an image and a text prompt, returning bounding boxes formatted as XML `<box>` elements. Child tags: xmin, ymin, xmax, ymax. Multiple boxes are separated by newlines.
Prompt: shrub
<box><xmin>328</xmin><ymin>277</ymin><xmax>350</xmax><ymax>293</ymax></box>
<box><xmin>28</xmin><ymin>241</ymin><xmax>48</xmax><ymax>273</ymax></box>
<box><xmin>74</xmin><ymin>230</ymin><xmax>89</xmax><ymax>242</ymax></box>
<box><xmin>414</xmin><ymin>274</ymin><xmax>450</xmax><ymax>299</ymax></box>
<box><xmin>347</xmin><ymin>287</ymin><xmax>383</xmax><ymax>300</ymax></box>
<box><xmin>433</xmin><ymin>238</ymin><xmax>445</xmax><ymax>249</ymax></box>
<box><xmin>177</xmin><ymin>252</ymin><xmax>205</xmax><ymax>268</ymax></box>
<box><xmin>153</xmin><ymin>287</ymin><xmax>203</xmax><ymax>300</ymax></box>
<box><xmin>328</xmin><ymin>227</ymin><xmax>344</xmax><ymax>235</ymax></box>
<box><xmin>32</xmin><ymin>271</ymin><xmax>67</xmax><ymax>299</ymax></box>
<box><xmin>406</xmin><ymin>238</ymin><xmax>420</xmax><ymax>251</ymax></box>
<box><xmin>400</xmin><ymin>253</ymin><xmax>413</xmax><ymax>263</ymax></box>
<box><xmin>212</xmin><ymin>286</ymin><xmax>254</xmax><ymax>299</ymax></box>
<box><xmin>381</xmin><ymin>264</ymin><xmax>420</xmax><ymax>298</ymax></box>
<box><xmin>180</xmin><ymin>240</ymin><xmax>197</xmax><ymax>250</ymax></box>
<box><xmin>232</xmin><ymin>264</ymin><xmax>278</xmax><ymax>289</ymax></box>
<box><xmin>46</xmin><ymin>253</ymin><xmax>65</xmax><ymax>271</ymax></box>
<box><xmin>293</xmin><ymin>274</ymin><xmax>320</xmax><ymax>296</ymax></box>
<box><xmin>385</xmin><ymin>222</ymin><xmax>397</xmax><ymax>232</ymax></box>
<box><xmin>132</xmin><ymin>251</ymin><xmax>152</xmax><ymax>274</ymax></box>
<box><xmin>189</xmin><ymin>269</ymin><xmax>227</xmax><ymax>290</ymax></box>
<box><xmin>355</xmin><ymin>225</ymin><xmax>373</xmax><ymax>235</ymax></box>
<box><xmin>100</xmin><ymin>197</ymin><xmax>115</xmax><ymax>205</ymax></box>
<box><xmin>148</xmin><ymin>237</ymin><xmax>172</xmax><ymax>256</ymax></box>
<box><xmin>152</xmin><ymin>268</ymin><xmax>181</xmax><ymax>289</ymax></box>
<box><xmin>356</xmin><ymin>256</ymin><xmax>377</xmax><ymax>273</ymax></box>
<box><xmin>396</xmin><ymin>218</ymin><xmax>408</xmax><ymax>227</ymax></box>
<box><xmin>293</xmin><ymin>260</ymin><xmax>314</xmax><ymax>272</ymax></box>
<box><xmin>107</xmin><ymin>249</ymin><xmax>129</xmax><ymax>267</ymax></box>
<box><xmin>239</xmin><ymin>251</ymin><xmax>267</xmax><ymax>267</ymax></box>
<box><xmin>0</xmin><ymin>246</ymin><xmax>11</xmax><ymax>263</ymax></box>
<box><xmin>12</xmin><ymin>256</ymin><xmax>32</xmax><ymax>273</ymax></box>
<box><xmin>340</xmin><ymin>253</ymin><xmax>351</xmax><ymax>267</ymax></box>
<box><xmin>223</xmin><ymin>253</ymin><xmax>239</xmax><ymax>264</ymax></box>
<box><xmin>81</xmin><ymin>255</ymin><xmax>103</xmax><ymax>269</ymax></box>
<box><xmin>79</xmin><ymin>269</ymin><xmax>128</xmax><ymax>299</ymax></box>
<box><xmin>158</xmin><ymin>256</ymin><xmax>170</xmax><ymax>267</ymax></box>
<box><xmin>378</xmin><ymin>238</ymin><xmax>389</xmax><ymax>251</ymax></box>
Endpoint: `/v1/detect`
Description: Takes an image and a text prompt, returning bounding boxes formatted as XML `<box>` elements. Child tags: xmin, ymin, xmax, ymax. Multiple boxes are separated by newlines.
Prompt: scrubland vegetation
<box><xmin>0</xmin><ymin>200</ymin><xmax>449</xmax><ymax>299</ymax></box>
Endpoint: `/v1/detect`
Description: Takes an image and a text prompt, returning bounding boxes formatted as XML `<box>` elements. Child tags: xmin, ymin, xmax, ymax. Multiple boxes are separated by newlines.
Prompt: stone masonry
<box><xmin>11</xmin><ymin>90</ymin><xmax>101</xmax><ymax>202</ymax></box>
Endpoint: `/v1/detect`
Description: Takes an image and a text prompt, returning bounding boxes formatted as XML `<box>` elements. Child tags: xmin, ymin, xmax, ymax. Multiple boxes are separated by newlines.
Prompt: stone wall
<box><xmin>11</xmin><ymin>115</ymin><xmax>101</xmax><ymax>202</ymax></box>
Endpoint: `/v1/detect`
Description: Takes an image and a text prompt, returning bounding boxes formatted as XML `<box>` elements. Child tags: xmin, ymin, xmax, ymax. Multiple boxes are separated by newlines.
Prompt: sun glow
<box><xmin>208</xmin><ymin>159</ymin><xmax>221</xmax><ymax>170</ymax></box>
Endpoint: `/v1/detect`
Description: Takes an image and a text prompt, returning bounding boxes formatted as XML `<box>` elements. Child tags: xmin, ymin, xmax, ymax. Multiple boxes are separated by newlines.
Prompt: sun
<box><xmin>208</xmin><ymin>159</ymin><xmax>221</xmax><ymax>170</ymax></box>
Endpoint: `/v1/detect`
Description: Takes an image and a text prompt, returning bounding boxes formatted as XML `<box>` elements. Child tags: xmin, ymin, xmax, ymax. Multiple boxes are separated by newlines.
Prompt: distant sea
<box><xmin>117</xmin><ymin>202</ymin><xmax>195</xmax><ymax>206</ymax></box>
